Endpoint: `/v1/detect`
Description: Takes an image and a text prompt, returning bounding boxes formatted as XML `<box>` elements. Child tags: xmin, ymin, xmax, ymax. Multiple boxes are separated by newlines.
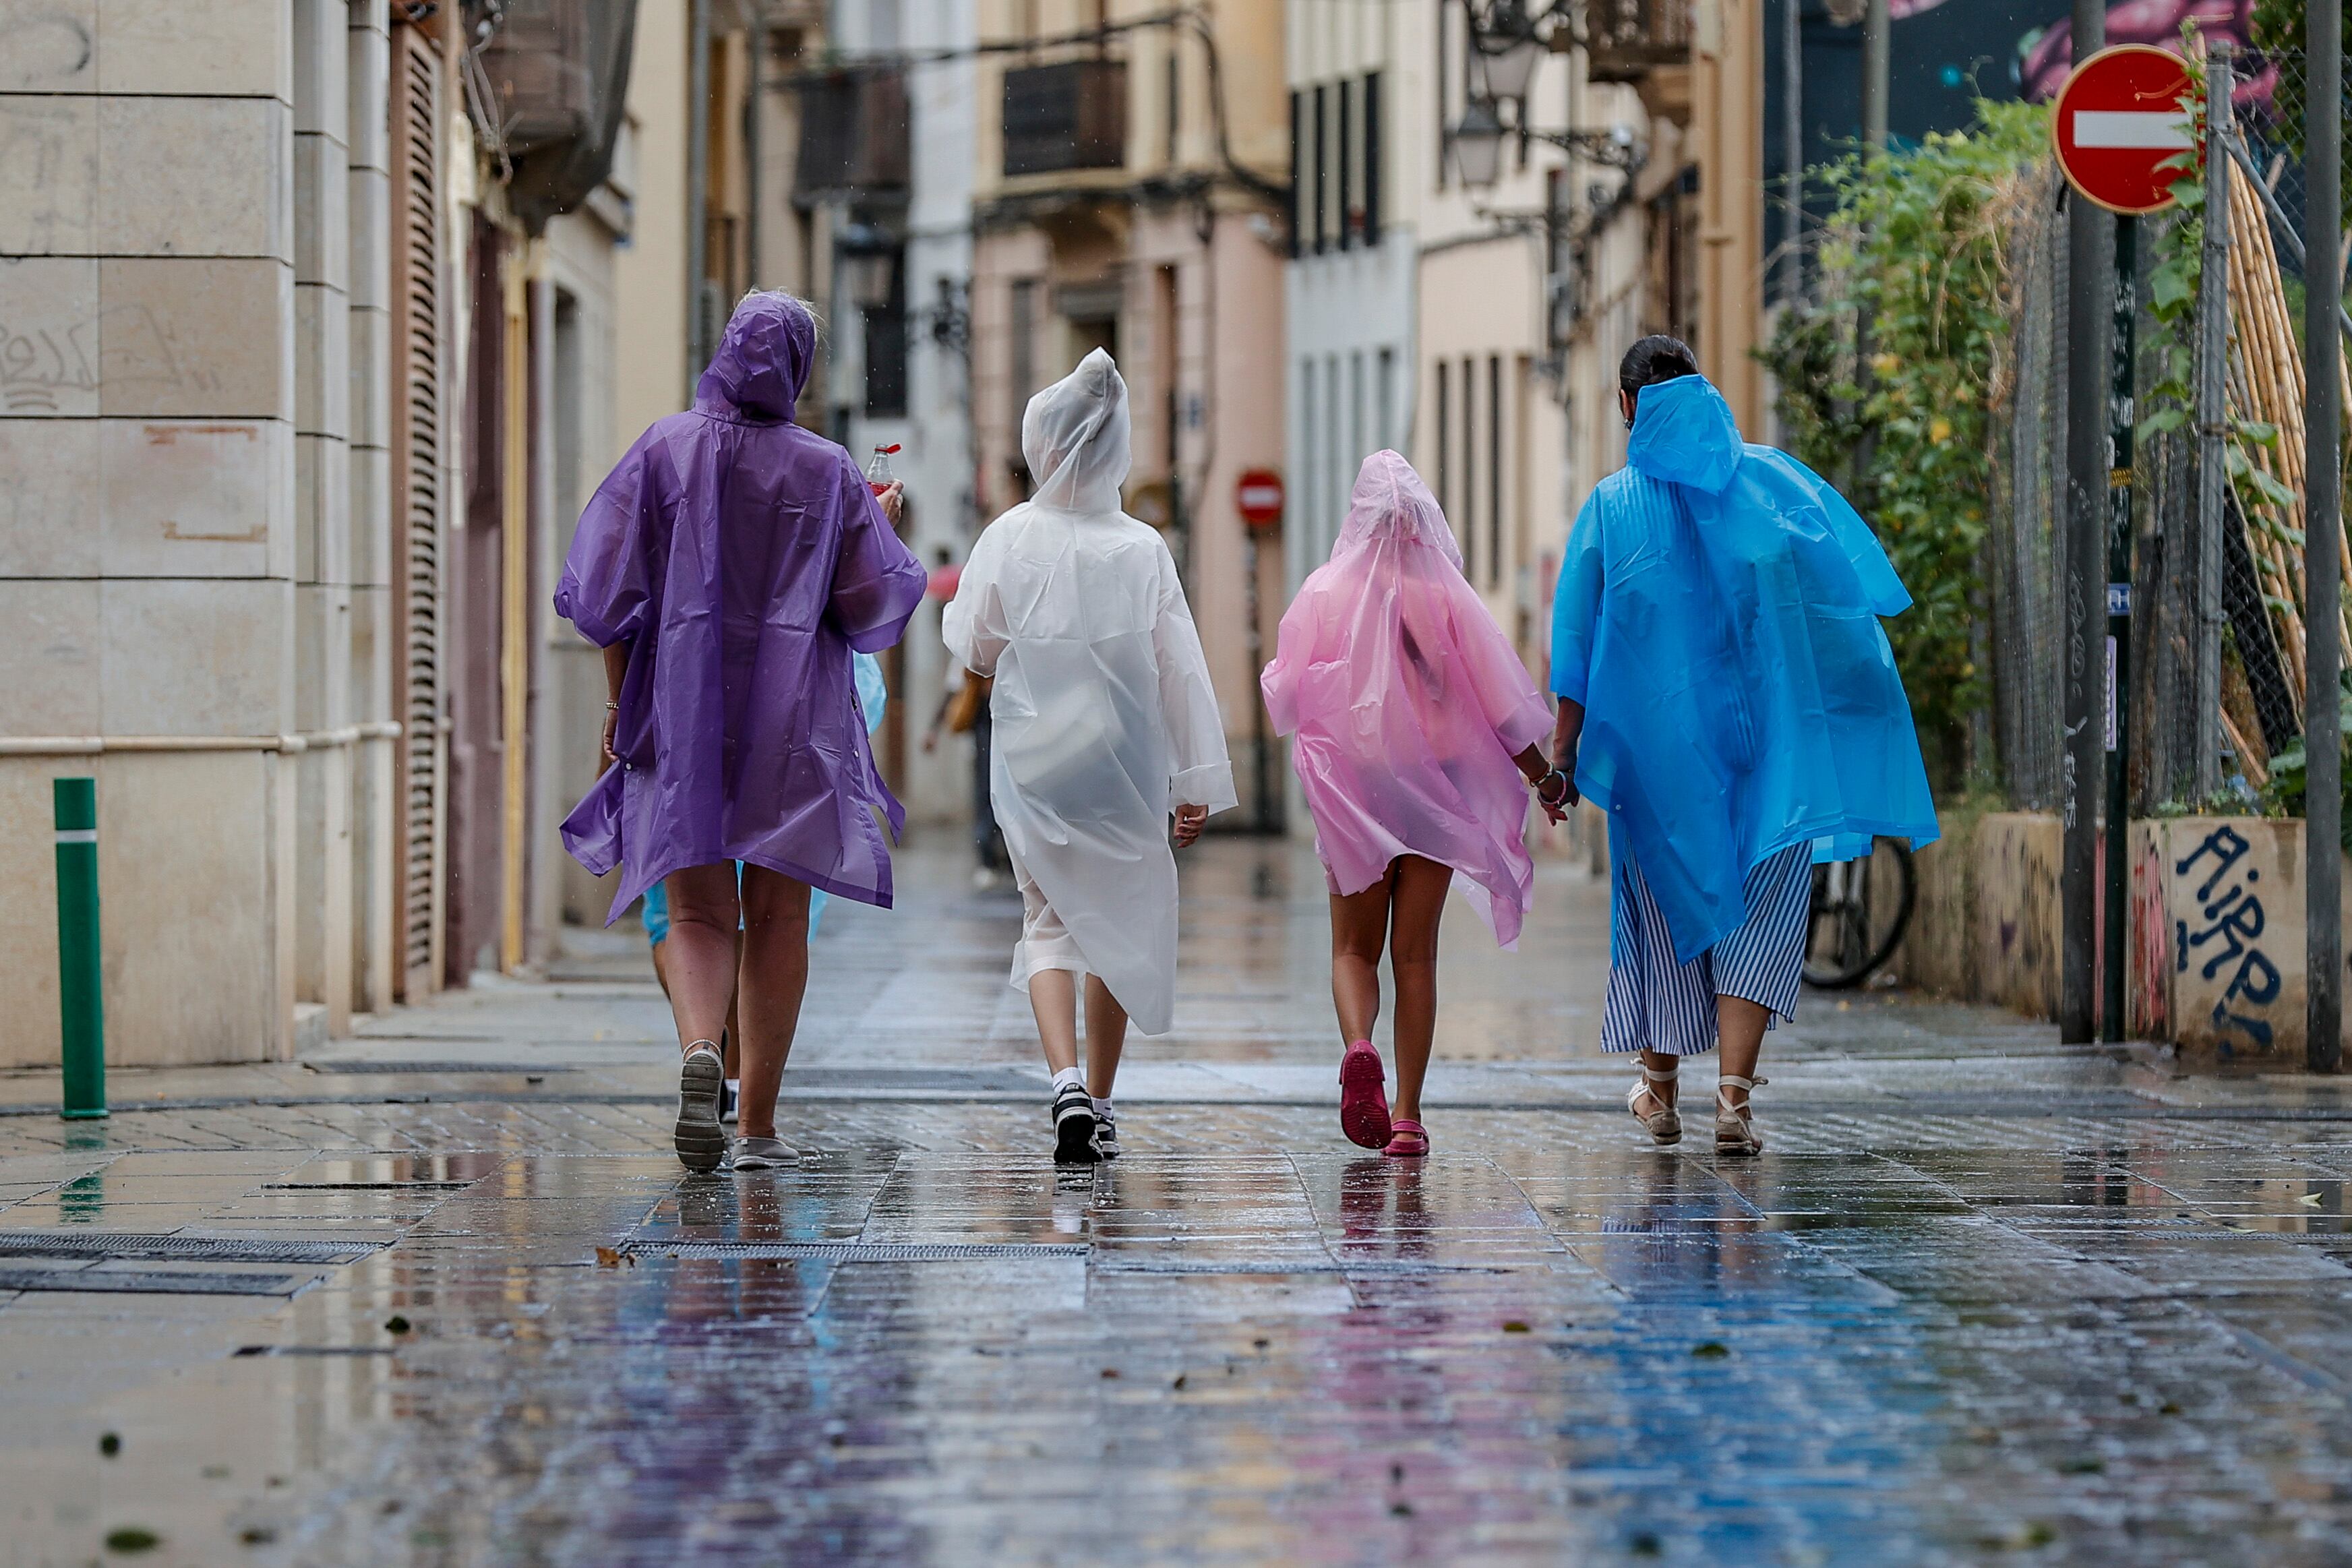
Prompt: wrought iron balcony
<box><xmin>1581</xmin><ymin>0</ymin><xmax>1691</xmax><ymax>84</ymax></box>
<box><xmin>1002</xmin><ymin>59</ymin><xmax>1127</xmax><ymax>179</ymax></box>
<box><xmin>794</xmin><ymin>69</ymin><xmax>911</xmax><ymax>198</ymax></box>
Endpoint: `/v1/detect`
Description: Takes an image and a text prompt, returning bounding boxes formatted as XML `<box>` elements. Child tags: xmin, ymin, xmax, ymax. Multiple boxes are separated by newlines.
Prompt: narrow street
<box><xmin>3</xmin><ymin>839</ymin><xmax>2350</xmax><ymax>1565</ymax></box>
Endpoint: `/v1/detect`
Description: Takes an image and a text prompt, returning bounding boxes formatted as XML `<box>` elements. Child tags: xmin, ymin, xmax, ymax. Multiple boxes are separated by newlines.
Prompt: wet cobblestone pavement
<box><xmin>5</xmin><ymin>841</ymin><xmax>2352</xmax><ymax>1566</ymax></box>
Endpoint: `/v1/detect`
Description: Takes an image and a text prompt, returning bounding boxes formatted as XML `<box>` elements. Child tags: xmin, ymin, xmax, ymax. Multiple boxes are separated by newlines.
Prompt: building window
<box><xmin>1376</xmin><ymin>346</ymin><xmax>1395</xmax><ymax>452</ymax></box>
<box><xmin>1433</xmin><ymin>359</ymin><xmax>1449</xmax><ymax>533</ymax></box>
<box><xmin>1009</xmin><ymin>278</ymin><xmax>1038</xmax><ymax>487</ymax></box>
<box><xmin>1345</xmin><ymin>80</ymin><xmax>1364</xmax><ymax>250</ymax></box>
<box><xmin>1362</xmin><ymin>71</ymin><xmax>1383</xmax><ymax>244</ymax></box>
<box><xmin>1312</xmin><ymin>83</ymin><xmax>1328</xmax><ymax>253</ymax></box>
<box><xmin>1288</xmin><ymin>90</ymin><xmax>1303</xmax><ymax>256</ymax></box>
<box><xmin>1165</xmin><ymin>42</ymin><xmax>1180</xmax><ymax>164</ymax></box>
<box><xmin>1300</xmin><ymin>356</ymin><xmax>1317</xmax><ymax>560</ymax></box>
<box><xmin>1459</xmin><ymin>355</ymin><xmax>1476</xmax><ymax>583</ymax></box>
<box><xmin>1487</xmin><ymin>354</ymin><xmax>1503</xmax><ymax>589</ymax></box>
<box><xmin>1435</xmin><ymin>0</ymin><xmax>1449</xmax><ymax>190</ymax></box>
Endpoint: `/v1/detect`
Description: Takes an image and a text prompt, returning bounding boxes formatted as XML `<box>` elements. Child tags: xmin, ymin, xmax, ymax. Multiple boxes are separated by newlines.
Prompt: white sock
<box><xmin>1091</xmin><ymin>1096</ymin><xmax>1114</xmax><ymax>1119</ymax></box>
<box><xmin>1051</xmin><ymin>1066</ymin><xmax>1085</xmax><ymax>1093</ymax></box>
<box><xmin>725</xmin><ymin>1078</ymin><xmax>740</xmax><ymax>1094</ymax></box>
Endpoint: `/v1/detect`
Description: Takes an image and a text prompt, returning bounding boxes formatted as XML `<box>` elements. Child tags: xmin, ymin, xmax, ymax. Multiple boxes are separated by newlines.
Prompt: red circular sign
<box><xmin>1236</xmin><ymin>467</ymin><xmax>1285</xmax><ymax>529</ymax></box>
<box><xmin>2051</xmin><ymin>44</ymin><xmax>2197</xmax><ymax>215</ymax></box>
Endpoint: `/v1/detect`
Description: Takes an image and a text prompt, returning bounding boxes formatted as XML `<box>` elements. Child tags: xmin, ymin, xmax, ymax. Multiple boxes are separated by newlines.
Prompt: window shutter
<box><xmin>389</xmin><ymin>21</ymin><xmax>446</xmax><ymax>1001</ymax></box>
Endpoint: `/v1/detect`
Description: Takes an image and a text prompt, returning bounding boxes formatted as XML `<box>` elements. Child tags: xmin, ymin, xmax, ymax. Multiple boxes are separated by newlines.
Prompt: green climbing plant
<box><xmin>1761</xmin><ymin>98</ymin><xmax>2050</xmax><ymax>787</ymax></box>
<box><xmin>2139</xmin><ymin>39</ymin><xmax>2300</xmax><ymax>541</ymax></box>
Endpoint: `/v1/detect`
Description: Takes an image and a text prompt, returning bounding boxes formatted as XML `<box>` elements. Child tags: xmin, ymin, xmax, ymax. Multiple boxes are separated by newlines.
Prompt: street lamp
<box><xmin>836</xmin><ymin>223</ymin><xmax>899</xmax><ymax>311</ymax></box>
<box><xmin>1453</xmin><ymin>99</ymin><xmax>1639</xmax><ymax>193</ymax></box>
<box><xmin>1468</xmin><ymin>0</ymin><xmax>1544</xmax><ymax>107</ymax></box>
<box><xmin>1453</xmin><ymin>97</ymin><xmax>1509</xmax><ymax>190</ymax></box>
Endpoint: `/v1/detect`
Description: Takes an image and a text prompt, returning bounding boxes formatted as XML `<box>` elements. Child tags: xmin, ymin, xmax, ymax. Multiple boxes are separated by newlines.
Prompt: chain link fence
<box><xmin>1985</xmin><ymin>44</ymin><xmax>2345</xmax><ymax>820</ymax></box>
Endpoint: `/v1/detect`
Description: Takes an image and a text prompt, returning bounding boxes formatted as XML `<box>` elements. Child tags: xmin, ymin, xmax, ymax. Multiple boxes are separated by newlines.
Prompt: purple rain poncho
<box><xmin>554</xmin><ymin>292</ymin><xmax>926</xmax><ymax>923</ymax></box>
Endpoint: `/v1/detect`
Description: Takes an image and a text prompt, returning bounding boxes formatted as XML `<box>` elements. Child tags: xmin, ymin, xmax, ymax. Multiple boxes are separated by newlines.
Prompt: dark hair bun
<box><xmin>1618</xmin><ymin>334</ymin><xmax>1699</xmax><ymax>396</ymax></box>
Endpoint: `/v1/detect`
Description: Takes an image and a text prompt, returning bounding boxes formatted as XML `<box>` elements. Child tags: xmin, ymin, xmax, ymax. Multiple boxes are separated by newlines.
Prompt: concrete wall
<box><xmin>0</xmin><ymin>1</ymin><xmax>308</xmax><ymax>1067</ymax></box>
<box><xmin>1889</xmin><ymin>812</ymin><xmax>2349</xmax><ymax>1068</ymax></box>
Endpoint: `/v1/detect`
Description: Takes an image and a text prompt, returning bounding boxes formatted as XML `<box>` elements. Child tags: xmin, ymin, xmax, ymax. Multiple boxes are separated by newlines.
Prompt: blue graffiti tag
<box><xmin>2174</xmin><ymin>826</ymin><xmax>2273</xmax><ymax>1053</ymax></box>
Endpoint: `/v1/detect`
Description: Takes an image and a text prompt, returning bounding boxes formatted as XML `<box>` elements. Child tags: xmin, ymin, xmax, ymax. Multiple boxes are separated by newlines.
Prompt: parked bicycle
<box><xmin>1804</xmin><ymin>838</ymin><xmax>1918</xmax><ymax>989</ymax></box>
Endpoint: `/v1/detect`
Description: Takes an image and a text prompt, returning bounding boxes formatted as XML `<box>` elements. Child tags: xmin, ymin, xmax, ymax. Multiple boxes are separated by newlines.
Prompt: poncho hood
<box><xmin>1337</xmin><ymin>448</ymin><xmax>1464</xmax><ymax>571</ymax></box>
<box><xmin>1627</xmin><ymin>373</ymin><xmax>1743</xmax><ymax>495</ymax></box>
<box><xmin>693</xmin><ymin>292</ymin><xmax>814</xmax><ymax>423</ymax></box>
<box><xmin>1022</xmin><ymin>349</ymin><xmax>1133</xmax><ymax>512</ymax></box>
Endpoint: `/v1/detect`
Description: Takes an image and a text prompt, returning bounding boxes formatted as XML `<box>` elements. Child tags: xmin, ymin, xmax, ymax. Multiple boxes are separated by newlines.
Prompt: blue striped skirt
<box><xmin>1600</xmin><ymin>841</ymin><xmax>1811</xmax><ymax>1056</ymax></box>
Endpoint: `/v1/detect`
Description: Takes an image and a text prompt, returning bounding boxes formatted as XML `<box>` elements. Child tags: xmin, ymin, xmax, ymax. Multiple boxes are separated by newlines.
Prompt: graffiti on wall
<box><xmin>2174</xmin><ymin>825</ymin><xmax>2282</xmax><ymax>1055</ymax></box>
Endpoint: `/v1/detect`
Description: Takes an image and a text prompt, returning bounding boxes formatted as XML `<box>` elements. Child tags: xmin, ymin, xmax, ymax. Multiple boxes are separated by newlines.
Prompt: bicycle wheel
<box><xmin>1803</xmin><ymin>839</ymin><xmax>1917</xmax><ymax>990</ymax></box>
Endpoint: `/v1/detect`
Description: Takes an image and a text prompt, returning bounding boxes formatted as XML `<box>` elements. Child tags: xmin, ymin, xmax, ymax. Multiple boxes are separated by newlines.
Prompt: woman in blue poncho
<box><xmin>1549</xmin><ymin>336</ymin><xmax>1937</xmax><ymax>1155</ymax></box>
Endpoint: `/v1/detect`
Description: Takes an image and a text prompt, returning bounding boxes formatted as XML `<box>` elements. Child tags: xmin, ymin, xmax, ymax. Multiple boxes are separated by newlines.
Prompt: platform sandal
<box><xmin>1628</xmin><ymin>1059</ymin><xmax>1681</xmax><ymax>1147</ymax></box>
<box><xmin>1714</xmin><ymin>1073</ymin><xmax>1767</xmax><ymax>1157</ymax></box>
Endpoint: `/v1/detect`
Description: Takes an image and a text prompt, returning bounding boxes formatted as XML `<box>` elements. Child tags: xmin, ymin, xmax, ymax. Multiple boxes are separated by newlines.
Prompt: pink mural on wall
<box><xmin>1890</xmin><ymin>0</ymin><xmax>2277</xmax><ymax>114</ymax></box>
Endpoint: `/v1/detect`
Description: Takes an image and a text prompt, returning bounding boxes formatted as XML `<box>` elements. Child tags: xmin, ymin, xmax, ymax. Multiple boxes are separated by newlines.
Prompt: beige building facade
<box><xmin>967</xmin><ymin>0</ymin><xmax>1290</xmax><ymax>828</ymax></box>
<box><xmin>0</xmin><ymin>1</ymin><xmax>644</xmax><ymax>1069</ymax></box>
<box><xmin>1285</xmin><ymin>0</ymin><xmax>1768</xmax><ymax>704</ymax></box>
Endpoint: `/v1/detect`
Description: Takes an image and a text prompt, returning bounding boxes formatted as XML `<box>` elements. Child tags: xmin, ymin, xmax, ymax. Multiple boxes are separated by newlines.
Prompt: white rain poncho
<box><xmin>942</xmin><ymin>350</ymin><xmax>1236</xmax><ymax>1033</ymax></box>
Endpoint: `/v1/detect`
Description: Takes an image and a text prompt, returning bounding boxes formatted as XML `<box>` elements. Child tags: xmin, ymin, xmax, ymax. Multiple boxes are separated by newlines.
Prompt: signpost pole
<box><xmin>2103</xmin><ymin>214</ymin><xmax>2138</xmax><ymax>1042</ymax></box>
<box><xmin>2305</xmin><ymin>0</ymin><xmax>2343</xmax><ymax>1073</ymax></box>
<box><xmin>2059</xmin><ymin>3</ymin><xmax>2110</xmax><ymax>1045</ymax></box>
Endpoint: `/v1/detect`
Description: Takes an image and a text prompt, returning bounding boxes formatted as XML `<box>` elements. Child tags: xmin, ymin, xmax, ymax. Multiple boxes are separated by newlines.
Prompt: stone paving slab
<box><xmin>1</xmin><ymin>839</ymin><xmax>2351</xmax><ymax>1565</ymax></box>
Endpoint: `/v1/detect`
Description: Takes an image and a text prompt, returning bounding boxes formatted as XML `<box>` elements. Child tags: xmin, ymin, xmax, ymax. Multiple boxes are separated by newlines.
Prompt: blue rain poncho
<box><xmin>1549</xmin><ymin>374</ymin><xmax>1938</xmax><ymax>962</ymax></box>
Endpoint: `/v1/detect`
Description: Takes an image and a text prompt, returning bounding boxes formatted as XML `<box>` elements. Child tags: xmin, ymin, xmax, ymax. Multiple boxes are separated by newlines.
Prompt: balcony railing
<box><xmin>1582</xmin><ymin>0</ymin><xmax>1691</xmax><ymax>84</ymax></box>
<box><xmin>794</xmin><ymin>69</ymin><xmax>911</xmax><ymax>198</ymax></box>
<box><xmin>1003</xmin><ymin>59</ymin><xmax>1127</xmax><ymax>179</ymax></box>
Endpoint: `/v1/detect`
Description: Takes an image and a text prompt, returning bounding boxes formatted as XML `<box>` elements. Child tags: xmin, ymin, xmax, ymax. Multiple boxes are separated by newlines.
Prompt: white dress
<box><xmin>942</xmin><ymin>350</ymin><xmax>1236</xmax><ymax>1035</ymax></box>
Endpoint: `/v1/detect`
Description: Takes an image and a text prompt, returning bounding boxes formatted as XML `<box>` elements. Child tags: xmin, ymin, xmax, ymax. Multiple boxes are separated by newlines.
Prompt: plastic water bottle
<box><xmin>866</xmin><ymin>443</ymin><xmax>901</xmax><ymax>497</ymax></box>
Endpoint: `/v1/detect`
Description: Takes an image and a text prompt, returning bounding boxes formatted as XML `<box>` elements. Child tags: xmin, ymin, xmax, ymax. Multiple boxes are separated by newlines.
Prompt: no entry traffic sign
<box><xmin>2051</xmin><ymin>44</ymin><xmax>2197</xmax><ymax>215</ymax></box>
<box><xmin>1236</xmin><ymin>467</ymin><xmax>1284</xmax><ymax>530</ymax></box>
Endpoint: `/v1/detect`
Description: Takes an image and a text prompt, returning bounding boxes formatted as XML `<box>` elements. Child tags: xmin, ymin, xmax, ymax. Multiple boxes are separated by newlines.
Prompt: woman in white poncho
<box><xmin>943</xmin><ymin>350</ymin><xmax>1236</xmax><ymax>1163</ymax></box>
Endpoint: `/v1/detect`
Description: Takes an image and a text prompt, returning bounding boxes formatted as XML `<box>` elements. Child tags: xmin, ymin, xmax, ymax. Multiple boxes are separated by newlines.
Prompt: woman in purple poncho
<box><xmin>555</xmin><ymin>291</ymin><xmax>926</xmax><ymax>1174</ymax></box>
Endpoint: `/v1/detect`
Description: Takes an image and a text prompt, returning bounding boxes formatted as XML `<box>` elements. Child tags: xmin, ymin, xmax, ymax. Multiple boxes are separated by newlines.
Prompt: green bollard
<box><xmin>54</xmin><ymin>777</ymin><xmax>104</xmax><ymax>1120</ymax></box>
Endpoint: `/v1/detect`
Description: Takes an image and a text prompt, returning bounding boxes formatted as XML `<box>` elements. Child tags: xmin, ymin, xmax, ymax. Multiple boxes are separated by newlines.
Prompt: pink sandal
<box><xmin>1383</xmin><ymin>1119</ymin><xmax>1430</xmax><ymax>1159</ymax></box>
<box><xmin>1338</xmin><ymin>1040</ymin><xmax>1392</xmax><ymax>1149</ymax></box>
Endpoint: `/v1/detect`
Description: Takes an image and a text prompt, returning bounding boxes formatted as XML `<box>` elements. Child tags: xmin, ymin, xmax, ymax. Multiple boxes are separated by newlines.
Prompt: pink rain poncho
<box><xmin>554</xmin><ymin>292</ymin><xmax>927</xmax><ymax>922</ymax></box>
<box><xmin>1261</xmin><ymin>450</ymin><xmax>1554</xmax><ymax>947</ymax></box>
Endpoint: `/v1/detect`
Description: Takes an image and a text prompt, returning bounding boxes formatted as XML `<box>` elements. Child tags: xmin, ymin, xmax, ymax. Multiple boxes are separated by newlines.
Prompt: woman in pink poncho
<box><xmin>1262</xmin><ymin>450</ymin><xmax>1569</xmax><ymax>1159</ymax></box>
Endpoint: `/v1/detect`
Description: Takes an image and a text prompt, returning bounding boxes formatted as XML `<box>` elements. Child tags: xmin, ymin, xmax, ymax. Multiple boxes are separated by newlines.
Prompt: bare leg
<box><xmin>1083</xmin><ymin>975</ymin><xmax>1128</xmax><ymax>1099</ymax></box>
<box><xmin>662</xmin><ymin>864</ymin><xmax>742</xmax><ymax>1059</ymax></box>
<box><xmin>723</xmin><ymin>934</ymin><xmax>742</xmax><ymax>1079</ymax></box>
<box><xmin>1716</xmin><ymin>994</ymin><xmax>1770</xmax><ymax>1104</ymax></box>
<box><xmin>732</xmin><ymin>865</ymin><xmax>812</xmax><ymax>1141</ymax></box>
<box><xmin>1637</xmin><ymin>1048</ymin><xmax>1681</xmax><ymax>1112</ymax></box>
<box><xmin>1385</xmin><ymin>855</ymin><xmax>1452</xmax><ymax>1125</ymax></box>
<box><xmin>1028</xmin><ymin>968</ymin><xmax>1081</xmax><ymax>1076</ymax></box>
<box><xmin>1329</xmin><ymin>876</ymin><xmax>1392</xmax><ymax>1046</ymax></box>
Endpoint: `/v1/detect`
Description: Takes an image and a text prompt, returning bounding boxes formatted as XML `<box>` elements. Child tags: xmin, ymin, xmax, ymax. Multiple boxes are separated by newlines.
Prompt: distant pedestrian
<box><xmin>923</xmin><ymin>669</ymin><xmax>1007</xmax><ymax>888</ymax></box>
<box><xmin>1261</xmin><ymin>451</ymin><xmax>1569</xmax><ymax>1160</ymax></box>
<box><xmin>1549</xmin><ymin>336</ymin><xmax>1937</xmax><ymax>1155</ymax></box>
<box><xmin>556</xmin><ymin>291</ymin><xmax>926</xmax><ymax>1174</ymax></box>
<box><xmin>942</xmin><ymin>350</ymin><xmax>1234</xmax><ymax>1164</ymax></box>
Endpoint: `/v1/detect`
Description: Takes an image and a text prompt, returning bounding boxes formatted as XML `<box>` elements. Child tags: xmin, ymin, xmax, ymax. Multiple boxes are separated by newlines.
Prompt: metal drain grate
<box><xmin>775</xmin><ymin>1067</ymin><xmax>1050</xmax><ymax>1095</ymax></box>
<box><xmin>623</xmin><ymin>1240</ymin><xmax>1088</xmax><ymax>1262</ymax></box>
<box><xmin>0</xmin><ymin>1232</ymin><xmax>381</xmax><ymax>1265</ymax></box>
<box><xmin>0</xmin><ymin>1264</ymin><xmax>318</xmax><ymax>1296</ymax></box>
<box><xmin>1089</xmin><ymin>1259</ymin><xmax>1515</xmax><ymax>1277</ymax></box>
<box><xmin>303</xmin><ymin>1060</ymin><xmax>574</xmax><ymax>1075</ymax></box>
